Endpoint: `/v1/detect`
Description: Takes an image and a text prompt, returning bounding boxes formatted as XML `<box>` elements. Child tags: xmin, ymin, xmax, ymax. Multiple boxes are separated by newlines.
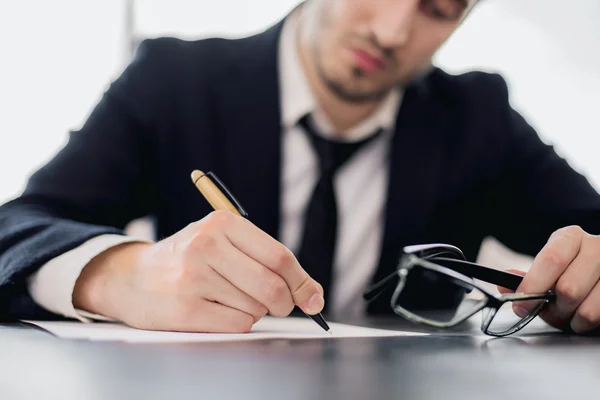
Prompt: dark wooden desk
<box><xmin>1</xmin><ymin>315</ymin><xmax>599</xmax><ymax>400</ymax></box>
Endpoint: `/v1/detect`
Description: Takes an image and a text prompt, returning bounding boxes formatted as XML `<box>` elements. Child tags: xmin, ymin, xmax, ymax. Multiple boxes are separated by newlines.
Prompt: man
<box><xmin>1</xmin><ymin>0</ymin><xmax>600</xmax><ymax>334</ymax></box>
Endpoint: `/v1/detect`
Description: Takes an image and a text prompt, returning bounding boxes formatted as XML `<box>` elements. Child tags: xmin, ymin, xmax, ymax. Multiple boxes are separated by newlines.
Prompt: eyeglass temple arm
<box><xmin>403</xmin><ymin>244</ymin><xmax>465</xmax><ymax>260</ymax></box>
<box><xmin>363</xmin><ymin>271</ymin><xmax>399</xmax><ymax>301</ymax></box>
<box><xmin>363</xmin><ymin>255</ymin><xmax>526</xmax><ymax>302</ymax></box>
<box><xmin>430</xmin><ymin>257</ymin><xmax>524</xmax><ymax>292</ymax></box>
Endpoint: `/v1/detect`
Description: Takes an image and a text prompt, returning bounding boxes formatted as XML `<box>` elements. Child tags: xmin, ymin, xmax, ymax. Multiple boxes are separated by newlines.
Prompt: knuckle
<box><xmin>192</xmin><ymin>264</ymin><xmax>210</xmax><ymax>285</ymax></box>
<box><xmin>264</xmin><ymin>277</ymin><xmax>289</xmax><ymax>305</ymax></box>
<box><xmin>575</xmin><ymin>307</ymin><xmax>600</xmax><ymax>326</ymax></box>
<box><xmin>564</xmin><ymin>225</ymin><xmax>584</xmax><ymax>237</ymax></box>
<box><xmin>539</xmin><ymin>249</ymin><xmax>568</xmax><ymax>271</ymax></box>
<box><xmin>270</xmin><ymin>297</ymin><xmax>295</xmax><ymax>318</ymax></box>
<box><xmin>162</xmin><ymin>257</ymin><xmax>194</xmax><ymax>287</ymax></box>
<box><xmin>290</xmin><ymin>274</ymin><xmax>314</xmax><ymax>298</ymax></box>
<box><xmin>272</xmin><ymin>247</ymin><xmax>294</xmax><ymax>272</ymax></box>
<box><xmin>555</xmin><ymin>279</ymin><xmax>584</xmax><ymax>305</ymax></box>
<box><xmin>205</xmin><ymin>210</ymin><xmax>233</xmax><ymax>228</ymax></box>
<box><xmin>271</xmin><ymin>296</ymin><xmax>295</xmax><ymax>318</ymax></box>
<box><xmin>191</xmin><ymin>231</ymin><xmax>219</xmax><ymax>257</ymax></box>
<box><xmin>583</xmin><ymin>234</ymin><xmax>600</xmax><ymax>250</ymax></box>
<box><xmin>554</xmin><ymin>225</ymin><xmax>584</xmax><ymax>240</ymax></box>
<box><xmin>250</xmin><ymin>304</ymin><xmax>269</xmax><ymax>323</ymax></box>
<box><xmin>186</xmin><ymin>220</ymin><xmax>202</xmax><ymax>230</ymax></box>
<box><xmin>235</xmin><ymin>314</ymin><xmax>255</xmax><ymax>333</ymax></box>
<box><xmin>172</xmin><ymin>264</ymin><xmax>194</xmax><ymax>286</ymax></box>
<box><xmin>270</xmin><ymin>302</ymin><xmax>294</xmax><ymax>318</ymax></box>
<box><xmin>252</xmin><ymin>304</ymin><xmax>269</xmax><ymax>319</ymax></box>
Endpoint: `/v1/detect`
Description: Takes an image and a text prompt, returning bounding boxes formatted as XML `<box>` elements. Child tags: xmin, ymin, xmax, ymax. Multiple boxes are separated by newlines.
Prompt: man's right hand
<box><xmin>72</xmin><ymin>210</ymin><xmax>325</xmax><ymax>333</ymax></box>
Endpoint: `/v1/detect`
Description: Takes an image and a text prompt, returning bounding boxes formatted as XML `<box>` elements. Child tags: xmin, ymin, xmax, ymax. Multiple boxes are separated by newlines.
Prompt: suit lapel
<box><xmin>214</xmin><ymin>22</ymin><xmax>285</xmax><ymax>239</ymax></box>
<box><xmin>371</xmin><ymin>75</ymin><xmax>449</xmax><ymax>292</ymax></box>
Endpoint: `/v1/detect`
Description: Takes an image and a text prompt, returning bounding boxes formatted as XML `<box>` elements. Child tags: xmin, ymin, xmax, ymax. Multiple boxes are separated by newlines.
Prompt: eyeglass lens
<box><xmin>393</xmin><ymin>265</ymin><xmax>487</xmax><ymax>325</ymax></box>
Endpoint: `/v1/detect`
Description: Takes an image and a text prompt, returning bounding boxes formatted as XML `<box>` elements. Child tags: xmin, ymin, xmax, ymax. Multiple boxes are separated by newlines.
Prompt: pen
<box><xmin>190</xmin><ymin>170</ymin><xmax>332</xmax><ymax>334</ymax></box>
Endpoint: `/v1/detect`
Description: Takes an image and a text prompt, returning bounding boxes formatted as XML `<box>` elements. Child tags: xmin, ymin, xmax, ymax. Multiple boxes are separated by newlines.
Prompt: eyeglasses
<box><xmin>363</xmin><ymin>244</ymin><xmax>555</xmax><ymax>337</ymax></box>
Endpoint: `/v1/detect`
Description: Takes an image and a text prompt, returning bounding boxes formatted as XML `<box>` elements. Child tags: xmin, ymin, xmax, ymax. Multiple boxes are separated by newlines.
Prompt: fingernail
<box><xmin>306</xmin><ymin>294</ymin><xmax>324</xmax><ymax>314</ymax></box>
<box><xmin>514</xmin><ymin>306</ymin><xmax>529</xmax><ymax>318</ymax></box>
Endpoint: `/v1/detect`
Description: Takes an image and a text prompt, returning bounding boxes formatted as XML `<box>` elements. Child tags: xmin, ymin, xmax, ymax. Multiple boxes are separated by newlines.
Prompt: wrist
<box><xmin>73</xmin><ymin>241</ymin><xmax>151</xmax><ymax>319</ymax></box>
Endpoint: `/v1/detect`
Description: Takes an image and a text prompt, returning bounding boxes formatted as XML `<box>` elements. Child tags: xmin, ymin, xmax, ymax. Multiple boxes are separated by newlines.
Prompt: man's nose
<box><xmin>370</xmin><ymin>0</ymin><xmax>420</xmax><ymax>49</ymax></box>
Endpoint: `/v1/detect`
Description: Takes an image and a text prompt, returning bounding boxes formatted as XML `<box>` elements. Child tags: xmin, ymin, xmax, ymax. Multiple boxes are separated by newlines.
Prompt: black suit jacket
<box><xmin>2</xmin><ymin>20</ymin><xmax>600</xmax><ymax>320</ymax></box>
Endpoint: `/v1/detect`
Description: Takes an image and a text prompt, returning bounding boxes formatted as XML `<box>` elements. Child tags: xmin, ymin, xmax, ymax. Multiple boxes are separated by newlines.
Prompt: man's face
<box><xmin>307</xmin><ymin>0</ymin><xmax>475</xmax><ymax>103</ymax></box>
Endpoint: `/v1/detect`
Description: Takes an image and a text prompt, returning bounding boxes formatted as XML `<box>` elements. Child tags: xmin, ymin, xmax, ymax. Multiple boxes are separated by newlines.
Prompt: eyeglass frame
<box><xmin>363</xmin><ymin>244</ymin><xmax>556</xmax><ymax>337</ymax></box>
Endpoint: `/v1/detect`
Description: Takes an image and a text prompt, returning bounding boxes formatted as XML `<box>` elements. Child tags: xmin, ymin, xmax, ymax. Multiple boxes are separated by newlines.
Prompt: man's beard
<box><xmin>317</xmin><ymin>59</ymin><xmax>434</xmax><ymax>104</ymax></box>
<box><xmin>315</xmin><ymin>44</ymin><xmax>394</xmax><ymax>104</ymax></box>
<box><xmin>319</xmin><ymin>64</ymin><xmax>393</xmax><ymax>104</ymax></box>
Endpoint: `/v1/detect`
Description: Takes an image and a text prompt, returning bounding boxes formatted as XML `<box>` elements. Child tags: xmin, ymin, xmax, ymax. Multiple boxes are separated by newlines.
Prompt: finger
<box><xmin>204</xmin><ymin>268</ymin><xmax>269</xmax><ymax>322</ymax></box>
<box><xmin>495</xmin><ymin>270</ymin><xmax>538</xmax><ymax>319</ymax></box>
<box><xmin>551</xmin><ymin>235</ymin><xmax>600</xmax><ymax>324</ymax></box>
<box><xmin>497</xmin><ymin>269</ymin><xmax>526</xmax><ymax>294</ymax></box>
<box><xmin>517</xmin><ymin>226</ymin><xmax>583</xmax><ymax>305</ymax></box>
<box><xmin>191</xmin><ymin>301</ymin><xmax>256</xmax><ymax>333</ymax></box>
<box><xmin>204</xmin><ymin>236</ymin><xmax>296</xmax><ymax>317</ymax></box>
<box><xmin>571</xmin><ymin>280</ymin><xmax>600</xmax><ymax>334</ymax></box>
<box><xmin>221</xmin><ymin>212</ymin><xmax>324</xmax><ymax>314</ymax></box>
<box><xmin>160</xmin><ymin>299</ymin><xmax>255</xmax><ymax>333</ymax></box>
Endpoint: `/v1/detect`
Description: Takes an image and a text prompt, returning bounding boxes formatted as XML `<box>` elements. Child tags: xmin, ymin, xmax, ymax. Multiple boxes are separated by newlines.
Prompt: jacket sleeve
<box><xmin>0</xmin><ymin>39</ymin><xmax>173</xmax><ymax>320</ymax></box>
<box><xmin>483</xmin><ymin>76</ymin><xmax>600</xmax><ymax>257</ymax></box>
<box><xmin>27</xmin><ymin>234</ymin><xmax>148</xmax><ymax>321</ymax></box>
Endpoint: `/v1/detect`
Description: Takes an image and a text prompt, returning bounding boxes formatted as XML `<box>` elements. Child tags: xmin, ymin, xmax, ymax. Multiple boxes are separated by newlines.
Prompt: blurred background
<box><xmin>0</xmin><ymin>0</ymin><xmax>598</xmax><ymax>270</ymax></box>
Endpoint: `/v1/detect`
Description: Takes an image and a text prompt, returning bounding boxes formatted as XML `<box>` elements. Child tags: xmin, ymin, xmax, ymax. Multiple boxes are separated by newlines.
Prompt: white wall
<box><xmin>0</xmin><ymin>0</ymin><xmax>125</xmax><ymax>202</ymax></box>
<box><xmin>133</xmin><ymin>0</ymin><xmax>301</xmax><ymax>39</ymax></box>
<box><xmin>436</xmin><ymin>0</ymin><xmax>600</xmax><ymax>189</ymax></box>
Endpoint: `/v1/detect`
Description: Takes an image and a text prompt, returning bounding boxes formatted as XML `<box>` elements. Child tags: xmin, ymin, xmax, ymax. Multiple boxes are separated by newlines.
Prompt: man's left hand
<box><xmin>508</xmin><ymin>226</ymin><xmax>600</xmax><ymax>334</ymax></box>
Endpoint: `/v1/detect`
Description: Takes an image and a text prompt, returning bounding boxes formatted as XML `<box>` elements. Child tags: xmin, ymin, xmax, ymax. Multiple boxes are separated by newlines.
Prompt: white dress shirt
<box><xmin>27</xmin><ymin>9</ymin><xmax>402</xmax><ymax>320</ymax></box>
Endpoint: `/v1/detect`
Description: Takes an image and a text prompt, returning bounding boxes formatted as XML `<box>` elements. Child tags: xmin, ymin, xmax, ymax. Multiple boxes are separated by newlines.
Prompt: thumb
<box><xmin>497</xmin><ymin>269</ymin><xmax>526</xmax><ymax>294</ymax></box>
<box><xmin>292</xmin><ymin>277</ymin><xmax>325</xmax><ymax>315</ymax></box>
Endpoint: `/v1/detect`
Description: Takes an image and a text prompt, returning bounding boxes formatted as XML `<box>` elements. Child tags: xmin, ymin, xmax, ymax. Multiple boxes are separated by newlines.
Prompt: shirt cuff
<box><xmin>27</xmin><ymin>234</ymin><xmax>150</xmax><ymax>323</ymax></box>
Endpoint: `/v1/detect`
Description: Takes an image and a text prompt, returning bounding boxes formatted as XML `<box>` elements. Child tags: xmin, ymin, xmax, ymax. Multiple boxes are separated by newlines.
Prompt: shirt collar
<box><xmin>278</xmin><ymin>9</ymin><xmax>402</xmax><ymax>142</ymax></box>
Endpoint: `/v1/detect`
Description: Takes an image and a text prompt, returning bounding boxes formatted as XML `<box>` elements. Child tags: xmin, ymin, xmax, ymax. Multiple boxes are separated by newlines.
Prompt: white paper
<box><xmin>23</xmin><ymin>317</ymin><xmax>426</xmax><ymax>343</ymax></box>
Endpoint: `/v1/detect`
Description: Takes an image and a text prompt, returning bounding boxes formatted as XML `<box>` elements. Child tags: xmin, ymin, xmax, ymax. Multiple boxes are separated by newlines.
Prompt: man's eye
<box><xmin>419</xmin><ymin>0</ymin><xmax>465</xmax><ymax>21</ymax></box>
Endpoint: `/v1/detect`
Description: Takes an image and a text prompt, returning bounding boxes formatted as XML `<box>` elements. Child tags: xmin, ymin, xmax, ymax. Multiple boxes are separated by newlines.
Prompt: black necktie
<box><xmin>296</xmin><ymin>115</ymin><xmax>383</xmax><ymax>310</ymax></box>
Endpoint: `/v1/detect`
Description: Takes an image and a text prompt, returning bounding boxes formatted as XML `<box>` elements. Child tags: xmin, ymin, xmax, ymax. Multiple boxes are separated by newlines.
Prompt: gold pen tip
<box><xmin>191</xmin><ymin>170</ymin><xmax>205</xmax><ymax>184</ymax></box>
